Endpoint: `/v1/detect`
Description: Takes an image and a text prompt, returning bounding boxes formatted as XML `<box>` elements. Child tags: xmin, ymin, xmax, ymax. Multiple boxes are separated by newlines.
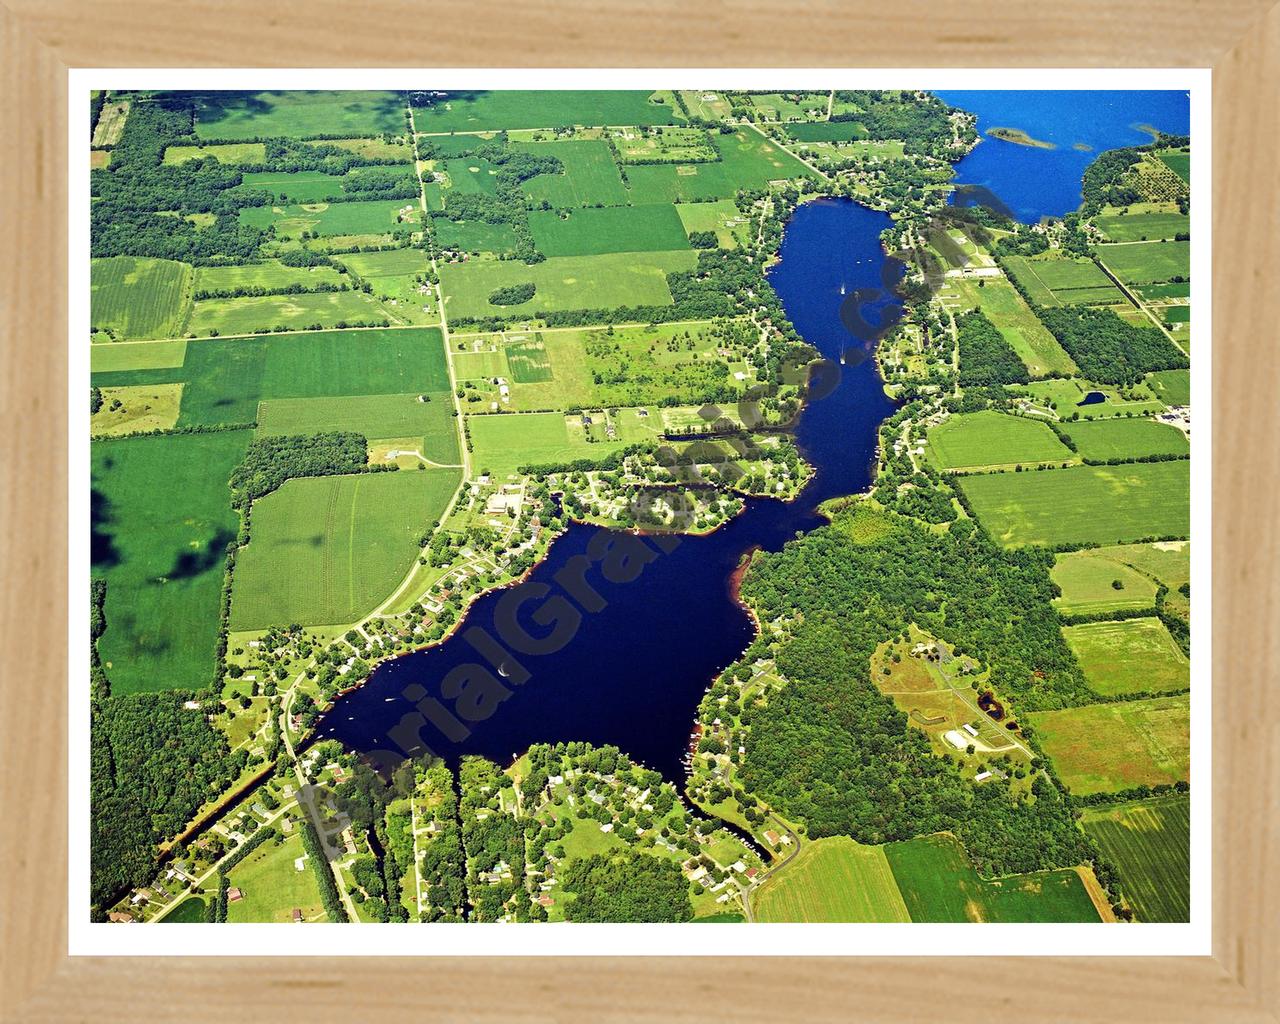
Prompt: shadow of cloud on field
<box><xmin>162</xmin><ymin>526</ymin><xmax>236</xmax><ymax>582</ymax></box>
<box><xmin>91</xmin><ymin>485</ymin><xmax>120</xmax><ymax>570</ymax></box>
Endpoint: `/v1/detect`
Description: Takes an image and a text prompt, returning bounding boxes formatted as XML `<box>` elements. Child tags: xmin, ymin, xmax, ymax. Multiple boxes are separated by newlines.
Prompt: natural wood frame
<box><xmin>2</xmin><ymin>2</ymin><xmax>1277</xmax><ymax>1019</ymax></box>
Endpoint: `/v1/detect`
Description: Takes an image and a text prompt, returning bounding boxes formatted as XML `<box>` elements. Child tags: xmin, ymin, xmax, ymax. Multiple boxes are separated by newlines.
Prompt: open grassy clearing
<box><xmin>1051</xmin><ymin>549</ymin><xmax>1160</xmax><ymax>615</ymax></box>
<box><xmin>528</xmin><ymin>204</ymin><xmax>690</xmax><ymax>257</ymax></box>
<box><xmin>92</xmin><ymin>429</ymin><xmax>251</xmax><ymax>693</ymax></box>
<box><xmin>240</xmin><ymin>199</ymin><xmax>418</xmax><ymax>238</ymax></box>
<box><xmin>162</xmin><ymin>142</ymin><xmax>266</xmax><ymax>166</ymax></box>
<box><xmin>925</xmin><ymin>411</ymin><xmax>1073</xmax><ymax>471</ymax></box>
<box><xmin>438</xmin><ymin>250</ymin><xmax>697</xmax><ymax>320</ymax></box>
<box><xmin>91</xmin><ymin>384</ymin><xmax>184</xmax><ymax>437</ymax></box>
<box><xmin>625</xmin><ymin>128</ymin><xmax>814</xmax><ymax>204</ymax></box>
<box><xmin>1063</xmin><ymin>618</ymin><xmax>1189</xmax><ymax>697</ymax></box>
<box><xmin>412</xmin><ymin>90</ymin><xmax>677</xmax><ymax>132</ymax></box>
<box><xmin>91</xmin><ymin>256</ymin><xmax>194</xmax><ymax>341</ymax></box>
<box><xmin>1012</xmin><ymin>377</ymin><xmax>1165</xmax><ymax>420</ymax></box>
<box><xmin>1144</xmin><ymin>368</ymin><xmax>1192</xmax><ymax>406</ymax></box>
<box><xmin>1028</xmin><ymin>695</ymin><xmax>1190</xmax><ymax>796</ymax></box>
<box><xmin>513</xmin><ymin>139</ymin><xmax>630</xmax><ymax>208</ymax></box>
<box><xmin>90</xmin><ymin>340</ymin><xmax>187</xmax><ymax>372</ymax></box>
<box><xmin>92</xmin><ymin>98</ymin><xmax>129</xmax><ymax>146</ymax></box>
<box><xmin>675</xmin><ymin>200</ymin><xmax>752</xmax><ymax>249</ymax></box>
<box><xmin>256</xmin><ymin>392</ymin><xmax>459</xmax><ymax>464</ymax></box>
<box><xmin>784</xmin><ymin>121</ymin><xmax>870</xmax><ymax>143</ymax></box>
<box><xmin>231</xmin><ymin>468</ymin><xmax>459</xmax><ymax>629</ymax></box>
<box><xmin>308</xmin><ymin>137</ymin><xmax>413</xmax><ymax>161</ymax></box>
<box><xmin>1059</xmin><ymin>417</ymin><xmax>1189</xmax><ymax>461</ymax></box>
<box><xmin>753</xmin><ymin>837</ymin><xmax>909</xmax><ymax>923</ymax></box>
<box><xmin>187</xmin><ymin>291</ymin><xmax>393</xmax><ymax>336</ymax></box>
<box><xmin>1082</xmin><ymin>795</ymin><xmax>1190</xmax><ymax>922</ymax></box>
<box><xmin>431</xmin><ymin>217</ymin><xmax>520</xmax><ymax>255</ymax></box>
<box><xmin>1093</xmin><ymin>240</ymin><xmax>1190</xmax><ymax>286</ymax></box>
<box><xmin>1157</xmin><ymin>150</ymin><xmax>1191</xmax><ymax>183</ymax></box>
<box><xmin>949</xmin><ymin>277</ymin><xmax>1077</xmax><ymax>376</ymax></box>
<box><xmin>192</xmin><ymin>90</ymin><xmax>407</xmax><ymax>139</ymax></box>
<box><xmin>442</xmin><ymin>157</ymin><xmax>499</xmax><ymax>195</ymax></box>
<box><xmin>236</xmin><ymin>166</ymin><xmax>410</xmax><ymax>204</ymax></box>
<box><xmin>957</xmin><ymin>460</ymin><xmax>1189</xmax><ymax>547</ymax></box>
<box><xmin>467</xmin><ymin>411</ymin><xmax>632</xmax><ymax>477</ymax></box>
<box><xmin>224</xmin><ymin>832</ymin><xmax>326</xmax><ymax>923</ymax></box>
<box><xmin>335</xmin><ymin>248</ymin><xmax>427</xmax><ymax>278</ymax></box>
<box><xmin>885</xmin><ymin>833</ymin><xmax>1100</xmax><ymax>922</ymax></box>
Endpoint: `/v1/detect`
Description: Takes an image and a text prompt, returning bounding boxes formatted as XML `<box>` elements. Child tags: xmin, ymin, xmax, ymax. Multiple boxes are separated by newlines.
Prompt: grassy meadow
<box><xmin>753</xmin><ymin>838</ymin><xmax>909</xmax><ymax>923</ymax></box>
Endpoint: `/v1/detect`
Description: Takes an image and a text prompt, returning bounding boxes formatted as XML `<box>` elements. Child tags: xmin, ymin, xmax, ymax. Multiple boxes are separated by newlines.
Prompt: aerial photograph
<box><xmin>88</xmin><ymin>87</ymin><xmax>1192</xmax><ymax>926</ymax></box>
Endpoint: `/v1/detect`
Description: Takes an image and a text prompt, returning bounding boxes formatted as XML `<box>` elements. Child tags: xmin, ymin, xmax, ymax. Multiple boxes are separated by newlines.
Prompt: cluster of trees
<box><xmin>488</xmin><ymin>282</ymin><xmax>536</xmax><ymax>305</ymax></box>
<box><xmin>417</xmin><ymin>760</ymin><xmax>465</xmax><ymax>922</ymax></box>
<box><xmin>560</xmin><ymin>851</ymin><xmax>694</xmax><ymax>922</ymax></box>
<box><xmin>297</xmin><ymin>814</ymin><xmax>349</xmax><ymax>922</ymax></box>
<box><xmin>228</xmin><ymin>432</ymin><xmax>372</xmax><ymax>505</ymax></box>
<box><xmin>1036</xmin><ymin>306</ymin><xmax>1188</xmax><ymax>385</ymax></box>
<box><xmin>459</xmin><ymin>756</ymin><xmax>527</xmax><ymax>922</ymax></box>
<box><xmin>830</xmin><ymin>90</ymin><xmax>973</xmax><ymax>157</ymax></box>
<box><xmin>687</xmin><ymin>230</ymin><xmax>718</xmax><ymax>249</ymax></box>
<box><xmin>957</xmin><ymin>309</ymin><xmax>1030</xmax><ymax>387</ymax></box>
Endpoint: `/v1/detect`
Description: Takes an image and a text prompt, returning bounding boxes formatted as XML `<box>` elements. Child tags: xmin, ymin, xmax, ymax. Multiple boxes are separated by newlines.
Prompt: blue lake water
<box><xmin>316</xmin><ymin>200</ymin><xmax>900</xmax><ymax>781</ymax></box>
<box><xmin>937</xmin><ymin>90</ymin><xmax>1191</xmax><ymax>222</ymax></box>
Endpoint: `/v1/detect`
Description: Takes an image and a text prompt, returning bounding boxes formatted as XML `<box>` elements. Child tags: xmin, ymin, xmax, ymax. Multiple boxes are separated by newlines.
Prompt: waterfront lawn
<box><xmin>753</xmin><ymin>837</ymin><xmax>909</xmax><ymax>923</ymax></box>
<box><xmin>925</xmin><ymin>411</ymin><xmax>1073</xmax><ymax>471</ymax></box>
<box><xmin>437</xmin><ymin>250</ymin><xmax>697</xmax><ymax>321</ymax></box>
<box><xmin>230</xmin><ymin>468</ymin><xmax>460</xmax><ymax>629</ymax></box>
<box><xmin>1093</xmin><ymin>240</ymin><xmax>1190</xmax><ymax>286</ymax></box>
<box><xmin>1059</xmin><ymin>417</ymin><xmax>1189</xmax><ymax>461</ymax></box>
<box><xmin>1082</xmin><ymin>795</ymin><xmax>1190</xmax><ymax>922</ymax></box>
<box><xmin>956</xmin><ymin>461</ymin><xmax>1190</xmax><ymax>547</ymax></box>
<box><xmin>467</xmin><ymin>411</ymin><xmax>631</xmax><ymax>477</ymax></box>
<box><xmin>91</xmin><ymin>256</ymin><xmax>194</xmax><ymax>341</ymax></box>
<box><xmin>193</xmin><ymin>90</ymin><xmax>406</xmax><ymax>139</ymax></box>
<box><xmin>1062</xmin><ymin>618</ymin><xmax>1189</xmax><ymax>697</ymax></box>
<box><xmin>513</xmin><ymin>139</ymin><xmax>630</xmax><ymax>208</ymax></box>
<box><xmin>225</xmin><ymin>832</ymin><xmax>326</xmax><ymax>923</ymax></box>
<box><xmin>528</xmin><ymin>204</ymin><xmax>690</xmax><ymax>257</ymax></box>
<box><xmin>1050</xmin><ymin>548</ymin><xmax>1160</xmax><ymax>616</ymax></box>
<box><xmin>1027</xmin><ymin>695</ymin><xmax>1190</xmax><ymax>796</ymax></box>
<box><xmin>255</xmin><ymin>393</ymin><xmax>459</xmax><ymax>464</ymax></box>
<box><xmin>885</xmin><ymin>833</ymin><xmax>1100</xmax><ymax>923</ymax></box>
<box><xmin>92</xmin><ymin>429</ymin><xmax>252</xmax><ymax>693</ymax></box>
<box><xmin>412</xmin><ymin>90</ymin><xmax>677</xmax><ymax>133</ymax></box>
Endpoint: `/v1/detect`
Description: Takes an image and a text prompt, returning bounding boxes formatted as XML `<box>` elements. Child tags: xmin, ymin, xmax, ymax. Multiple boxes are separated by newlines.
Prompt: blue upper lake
<box><xmin>936</xmin><ymin>90</ymin><xmax>1190</xmax><ymax>222</ymax></box>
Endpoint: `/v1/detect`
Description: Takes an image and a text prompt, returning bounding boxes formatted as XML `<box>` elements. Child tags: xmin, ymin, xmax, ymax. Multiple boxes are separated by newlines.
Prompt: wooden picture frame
<box><xmin>2</xmin><ymin>2</ymin><xmax>1276</xmax><ymax>1018</ymax></box>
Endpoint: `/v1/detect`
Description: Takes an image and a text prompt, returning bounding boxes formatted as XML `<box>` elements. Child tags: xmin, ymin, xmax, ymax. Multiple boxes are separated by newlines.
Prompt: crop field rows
<box><xmin>1082</xmin><ymin>795</ymin><xmax>1190</xmax><ymax>922</ymax></box>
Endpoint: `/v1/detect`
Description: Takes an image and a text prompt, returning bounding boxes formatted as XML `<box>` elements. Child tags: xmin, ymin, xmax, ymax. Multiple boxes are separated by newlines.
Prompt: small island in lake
<box><xmin>987</xmin><ymin>125</ymin><xmax>1057</xmax><ymax>149</ymax></box>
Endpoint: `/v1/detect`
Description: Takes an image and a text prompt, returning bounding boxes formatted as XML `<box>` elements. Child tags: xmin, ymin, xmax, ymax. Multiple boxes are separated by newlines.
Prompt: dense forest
<box><xmin>560</xmin><ymin>851</ymin><xmax>694</xmax><ymax>922</ymax></box>
<box><xmin>229</xmin><ymin>432</ymin><xmax>376</xmax><ymax>506</ymax></box>
<box><xmin>956</xmin><ymin>309</ymin><xmax>1030</xmax><ymax>387</ymax></box>
<box><xmin>1036</xmin><ymin>307</ymin><xmax>1188</xmax><ymax>385</ymax></box>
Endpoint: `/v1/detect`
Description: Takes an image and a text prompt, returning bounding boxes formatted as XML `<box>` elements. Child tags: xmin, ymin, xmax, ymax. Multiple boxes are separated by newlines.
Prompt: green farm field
<box><xmin>1060</xmin><ymin>417</ymin><xmax>1189</xmax><ymax>461</ymax></box>
<box><xmin>431</xmin><ymin>217</ymin><xmax>520</xmax><ymax>255</ymax></box>
<box><xmin>1062</xmin><ymin>618</ymin><xmax>1189</xmax><ymax>697</ymax></box>
<box><xmin>231</xmin><ymin>468</ymin><xmax>459</xmax><ymax>629</ymax></box>
<box><xmin>956</xmin><ymin>460</ymin><xmax>1190</xmax><ymax>547</ymax></box>
<box><xmin>256</xmin><ymin>393</ymin><xmax>459</xmax><ymax>464</ymax></box>
<box><xmin>412</xmin><ymin>90</ymin><xmax>677</xmax><ymax>132</ymax></box>
<box><xmin>468</xmin><ymin>411</ymin><xmax>631</xmax><ymax>477</ymax></box>
<box><xmin>1144</xmin><ymin>369</ymin><xmax>1192</xmax><ymax>406</ymax></box>
<box><xmin>885</xmin><ymin>833</ymin><xmax>1100</xmax><ymax>923</ymax></box>
<box><xmin>785</xmin><ymin>120</ymin><xmax>870</xmax><ymax>143</ymax></box>
<box><xmin>1028</xmin><ymin>695</ymin><xmax>1190</xmax><ymax>796</ymax></box>
<box><xmin>1082</xmin><ymin>795</ymin><xmax>1190</xmax><ymax>922</ymax></box>
<box><xmin>1093</xmin><ymin>210</ymin><xmax>1189</xmax><ymax>243</ymax></box>
<box><xmin>926</xmin><ymin>411</ymin><xmax>1073</xmax><ymax>471</ymax></box>
<box><xmin>336</xmin><ymin>248</ymin><xmax>427</xmax><ymax>278</ymax></box>
<box><xmin>1094</xmin><ymin>240</ymin><xmax>1190</xmax><ymax>286</ymax></box>
<box><xmin>963</xmin><ymin>277</ymin><xmax>1077</xmax><ymax>376</ymax></box>
<box><xmin>528</xmin><ymin>204</ymin><xmax>690</xmax><ymax>257</ymax></box>
<box><xmin>158</xmin><ymin>896</ymin><xmax>208</xmax><ymax>922</ymax></box>
<box><xmin>237</xmin><ymin>166</ymin><xmax>410</xmax><ymax>203</ymax></box>
<box><xmin>513</xmin><ymin>139</ymin><xmax>630</xmax><ymax>207</ymax></box>
<box><xmin>193</xmin><ymin>90</ymin><xmax>407</xmax><ymax>139</ymax></box>
<box><xmin>90</xmin><ymin>340</ymin><xmax>187</xmax><ymax>373</ymax></box>
<box><xmin>91</xmin><ymin>328</ymin><xmax>451</xmax><ymax>428</ymax></box>
<box><xmin>1158</xmin><ymin>150</ymin><xmax>1191</xmax><ymax>183</ymax></box>
<box><xmin>239</xmin><ymin>199</ymin><xmax>417</xmax><ymax>238</ymax></box>
<box><xmin>187</xmin><ymin>291</ymin><xmax>391</xmax><ymax>337</ymax></box>
<box><xmin>625</xmin><ymin>128</ymin><xmax>814</xmax><ymax>204</ymax></box>
<box><xmin>753</xmin><ymin>837</ymin><xmax>909</xmax><ymax>923</ymax></box>
<box><xmin>91</xmin><ymin>256</ymin><xmax>194</xmax><ymax>340</ymax></box>
<box><xmin>224</xmin><ymin>832</ymin><xmax>326</xmax><ymax>923</ymax></box>
<box><xmin>675</xmin><ymin>199</ymin><xmax>751</xmax><ymax>249</ymax></box>
<box><xmin>1001</xmin><ymin>254</ymin><xmax>1123</xmax><ymax>307</ymax></box>
<box><xmin>194</xmin><ymin>260</ymin><xmax>346</xmax><ymax>294</ymax></box>
<box><xmin>438</xmin><ymin>250</ymin><xmax>697</xmax><ymax>320</ymax></box>
<box><xmin>92</xmin><ymin>429</ymin><xmax>251</xmax><ymax>693</ymax></box>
